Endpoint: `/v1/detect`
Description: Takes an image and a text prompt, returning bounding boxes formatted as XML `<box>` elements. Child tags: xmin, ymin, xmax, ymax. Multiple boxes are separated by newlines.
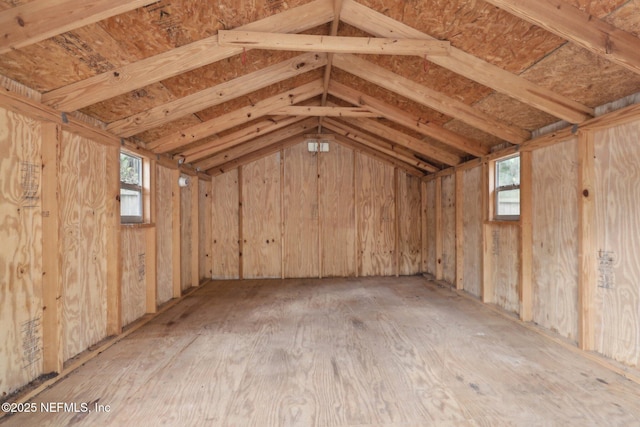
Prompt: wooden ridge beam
<box><xmin>484</xmin><ymin>0</ymin><xmax>640</xmax><ymax>76</ymax></box>
<box><xmin>41</xmin><ymin>0</ymin><xmax>334</xmax><ymax>111</ymax></box>
<box><xmin>182</xmin><ymin>115</ymin><xmax>312</xmax><ymax>165</ymax></box>
<box><xmin>202</xmin><ymin>119</ymin><xmax>317</xmax><ymax>172</ymax></box>
<box><xmin>333</xmin><ymin>53</ymin><xmax>530</xmax><ymax>147</ymax></box>
<box><xmin>323</xmin><ymin>118</ymin><xmax>439</xmax><ymax>173</ymax></box>
<box><xmin>147</xmin><ymin>79</ymin><xmax>324</xmax><ymax>153</ymax></box>
<box><xmin>218</xmin><ymin>31</ymin><xmax>451</xmax><ymax>56</ymax></box>
<box><xmin>321</xmin><ymin>0</ymin><xmax>344</xmax><ymax>109</ymax></box>
<box><xmin>0</xmin><ymin>0</ymin><xmax>157</xmax><ymax>54</ymax></box>
<box><xmin>340</xmin><ymin>0</ymin><xmax>593</xmax><ymax>124</ymax></box>
<box><xmin>332</xmin><ymin>134</ymin><xmax>426</xmax><ymax>178</ymax></box>
<box><xmin>270</xmin><ymin>105</ymin><xmax>379</xmax><ymax>117</ymax></box>
<box><xmin>107</xmin><ymin>52</ymin><xmax>327</xmax><ymax>137</ymax></box>
<box><xmin>329</xmin><ymin>81</ymin><xmax>467</xmax><ymax>165</ymax></box>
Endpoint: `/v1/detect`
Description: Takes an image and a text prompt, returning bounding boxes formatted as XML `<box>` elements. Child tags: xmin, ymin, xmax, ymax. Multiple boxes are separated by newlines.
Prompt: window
<box><xmin>494</xmin><ymin>155</ymin><xmax>520</xmax><ymax>220</ymax></box>
<box><xmin>120</xmin><ymin>152</ymin><xmax>143</xmax><ymax>223</ymax></box>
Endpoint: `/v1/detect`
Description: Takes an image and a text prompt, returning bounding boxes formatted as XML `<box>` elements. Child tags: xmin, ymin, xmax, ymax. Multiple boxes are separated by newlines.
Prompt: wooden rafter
<box><xmin>484</xmin><ymin>0</ymin><xmax>640</xmax><ymax>76</ymax></box>
<box><xmin>41</xmin><ymin>0</ymin><xmax>334</xmax><ymax>111</ymax></box>
<box><xmin>148</xmin><ymin>79</ymin><xmax>324</xmax><ymax>153</ymax></box>
<box><xmin>198</xmin><ymin>119</ymin><xmax>318</xmax><ymax>171</ymax></box>
<box><xmin>332</xmin><ymin>53</ymin><xmax>529</xmax><ymax>147</ymax></box>
<box><xmin>218</xmin><ymin>31</ymin><xmax>451</xmax><ymax>56</ymax></box>
<box><xmin>269</xmin><ymin>106</ymin><xmax>379</xmax><ymax>117</ymax></box>
<box><xmin>340</xmin><ymin>0</ymin><xmax>593</xmax><ymax>124</ymax></box>
<box><xmin>181</xmin><ymin>115</ymin><xmax>312</xmax><ymax>164</ymax></box>
<box><xmin>321</xmin><ymin>0</ymin><xmax>344</xmax><ymax>108</ymax></box>
<box><xmin>323</xmin><ymin>118</ymin><xmax>438</xmax><ymax>173</ymax></box>
<box><xmin>0</xmin><ymin>0</ymin><xmax>157</xmax><ymax>54</ymax></box>
<box><xmin>329</xmin><ymin>81</ymin><xmax>472</xmax><ymax>164</ymax></box>
<box><xmin>107</xmin><ymin>52</ymin><xmax>327</xmax><ymax>137</ymax></box>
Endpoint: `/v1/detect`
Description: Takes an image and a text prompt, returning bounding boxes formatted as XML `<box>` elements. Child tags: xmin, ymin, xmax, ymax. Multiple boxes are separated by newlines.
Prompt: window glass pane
<box><xmin>496</xmin><ymin>156</ymin><xmax>520</xmax><ymax>187</ymax></box>
<box><xmin>497</xmin><ymin>188</ymin><xmax>520</xmax><ymax>217</ymax></box>
<box><xmin>120</xmin><ymin>153</ymin><xmax>142</xmax><ymax>186</ymax></box>
<box><xmin>120</xmin><ymin>188</ymin><xmax>142</xmax><ymax>218</ymax></box>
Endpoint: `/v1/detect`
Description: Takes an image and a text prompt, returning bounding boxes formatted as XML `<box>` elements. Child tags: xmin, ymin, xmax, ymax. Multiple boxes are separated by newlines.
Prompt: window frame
<box><xmin>120</xmin><ymin>151</ymin><xmax>144</xmax><ymax>224</ymax></box>
<box><xmin>493</xmin><ymin>154</ymin><xmax>521</xmax><ymax>222</ymax></box>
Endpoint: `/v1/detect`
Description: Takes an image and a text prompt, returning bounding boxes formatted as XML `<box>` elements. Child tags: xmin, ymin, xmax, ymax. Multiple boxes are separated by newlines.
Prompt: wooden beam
<box><xmin>484</xmin><ymin>0</ymin><xmax>640</xmax><ymax>76</ymax></box>
<box><xmin>323</xmin><ymin>118</ymin><xmax>438</xmax><ymax>173</ymax></box>
<box><xmin>435</xmin><ymin>176</ymin><xmax>443</xmax><ymax>281</ymax></box>
<box><xmin>238</xmin><ymin>166</ymin><xmax>244</xmax><ymax>279</ymax></box>
<box><xmin>200</xmin><ymin>119</ymin><xmax>317</xmax><ymax>172</ymax></box>
<box><xmin>41</xmin><ymin>122</ymin><xmax>63</xmax><ymax>374</ymax></box>
<box><xmin>191</xmin><ymin>176</ymin><xmax>200</xmax><ymax>287</ymax></box>
<box><xmin>341</xmin><ymin>115</ymin><xmax>462</xmax><ymax>166</ymax></box>
<box><xmin>394</xmin><ymin>167</ymin><xmax>400</xmax><ymax>277</ymax></box>
<box><xmin>106</xmin><ymin>145</ymin><xmax>122</xmax><ymax>335</ymax></box>
<box><xmin>421</xmin><ymin>180</ymin><xmax>428</xmax><ymax>273</ymax></box>
<box><xmin>171</xmin><ymin>169</ymin><xmax>182</xmax><ymax>298</ymax></box>
<box><xmin>329</xmin><ymin>81</ymin><xmax>467</xmax><ymax>165</ymax></box>
<box><xmin>182</xmin><ymin>115</ymin><xmax>311</xmax><ymax>165</ymax></box>
<box><xmin>333</xmin><ymin>134</ymin><xmax>426</xmax><ymax>178</ymax></box>
<box><xmin>455</xmin><ymin>168</ymin><xmax>464</xmax><ymax>291</ymax></box>
<box><xmin>218</xmin><ymin>31</ymin><xmax>451</xmax><ymax>56</ymax></box>
<box><xmin>41</xmin><ymin>0</ymin><xmax>334</xmax><ymax>111</ymax></box>
<box><xmin>333</xmin><ymin>53</ymin><xmax>530</xmax><ymax>146</ymax></box>
<box><xmin>578</xmin><ymin>130</ymin><xmax>596</xmax><ymax>351</ymax></box>
<box><xmin>0</xmin><ymin>0</ymin><xmax>156</xmax><ymax>54</ymax></box>
<box><xmin>145</xmin><ymin>158</ymin><xmax>157</xmax><ymax>314</ymax></box>
<box><xmin>482</xmin><ymin>161</ymin><xmax>494</xmax><ymax>304</ymax></box>
<box><xmin>321</xmin><ymin>0</ymin><xmax>344</xmax><ymax>108</ymax></box>
<box><xmin>107</xmin><ymin>52</ymin><xmax>327</xmax><ymax>137</ymax></box>
<box><xmin>339</xmin><ymin>0</ymin><xmax>593</xmax><ymax>124</ymax></box>
<box><xmin>148</xmin><ymin>80</ymin><xmax>324</xmax><ymax>153</ymax></box>
<box><xmin>269</xmin><ymin>105</ymin><xmax>379</xmax><ymax>117</ymax></box>
<box><xmin>519</xmin><ymin>150</ymin><xmax>533</xmax><ymax>321</ymax></box>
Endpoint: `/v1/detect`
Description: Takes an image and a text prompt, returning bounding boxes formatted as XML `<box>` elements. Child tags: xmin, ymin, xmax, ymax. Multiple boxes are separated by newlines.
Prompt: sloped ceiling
<box><xmin>0</xmin><ymin>0</ymin><xmax>639</xmax><ymax>176</ymax></box>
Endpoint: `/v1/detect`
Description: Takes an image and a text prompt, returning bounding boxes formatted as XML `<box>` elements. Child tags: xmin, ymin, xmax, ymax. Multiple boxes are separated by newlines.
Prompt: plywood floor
<box><xmin>3</xmin><ymin>276</ymin><xmax>640</xmax><ymax>426</ymax></box>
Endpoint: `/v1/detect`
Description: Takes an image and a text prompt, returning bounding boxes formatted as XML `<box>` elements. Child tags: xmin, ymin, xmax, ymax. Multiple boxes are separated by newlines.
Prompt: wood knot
<box><xmin>583</xmin><ymin>189</ymin><xmax>589</xmax><ymax>197</ymax></box>
<box><xmin>16</xmin><ymin>16</ymin><xmax>25</xmax><ymax>27</ymax></box>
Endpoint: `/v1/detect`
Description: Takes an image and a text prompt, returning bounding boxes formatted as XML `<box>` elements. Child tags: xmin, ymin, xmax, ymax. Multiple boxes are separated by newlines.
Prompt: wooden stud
<box><xmin>317</xmin><ymin>143</ymin><xmax>323</xmax><ymax>279</ymax></box>
<box><xmin>421</xmin><ymin>180</ymin><xmax>428</xmax><ymax>273</ymax></box>
<box><xmin>145</xmin><ymin>158</ymin><xmax>157</xmax><ymax>313</ymax></box>
<box><xmin>171</xmin><ymin>169</ymin><xmax>181</xmax><ymax>298</ymax></box>
<box><xmin>435</xmin><ymin>176</ymin><xmax>443</xmax><ymax>281</ymax></box>
<box><xmin>41</xmin><ymin>122</ymin><xmax>63</xmax><ymax>373</ymax></box>
<box><xmin>455</xmin><ymin>168</ymin><xmax>464</xmax><ymax>291</ymax></box>
<box><xmin>578</xmin><ymin>130</ymin><xmax>596</xmax><ymax>351</ymax></box>
<box><xmin>354</xmin><ymin>151</ymin><xmax>359</xmax><ymax>277</ymax></box>
<box><xmin>519</xmin><ymin>150</ymin><xmax>533</xmax><ymax>321</ymax></box>
<box><xmin>191</xmin><ymin>176</ymin><xmax>200</xmax><ymax>286</ymax></box>
<box><xmin>280</xmin><ymin>150</ymin><xmax>285</xmax><ymax>279</ymax></box>
<box><xmin>106</xmin><ymin>145</ymin><xmax>122</xmax><ymax>335</ymax></box>
<box><xmin>238</xmin><ymin>166</ymin><xmax>244</xmax><ymax>280</ymax></box>
<box><xmin>481</xmin><ymin>161</ymin><xmax>493</xmax><ymax>304</ymax></box>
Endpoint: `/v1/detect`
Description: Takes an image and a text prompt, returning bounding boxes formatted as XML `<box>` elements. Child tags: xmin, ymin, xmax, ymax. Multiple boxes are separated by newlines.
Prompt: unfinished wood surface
<box><xmin>120</xmin><ymin>227</ymin><xmax>147</xmax><ymax>327</ymax></box>
<box><xmin>425</xmin><ymin>179</ymin><xmax>437</xmax><ymax>276</ymax></box>
<box><xmin>7</xmin><ymin>276</ymin><xmax>640</xmax><ymax>426</ymax></box>
<box><xmin>155</xmin><ymin>165</ymin><xmax>174</xmax><ymax>305</ymax></box>
<box><xmin>199</xmin><ymin>179</ymin><xmax>212</xmax><ymax>281</ymax></box>
<box><xmin>211</xmin><ymin>169</ymin><xmax>240</xmax><ymax>280</ymax></box>
<box><xmin>441</xmin><ymin>174</ymin><xmax>456</xmax><ymax>285</ymax></box>
<box><xmin>242</xmin><ymin>153</ymin><xmax>282</xmax><ymax>279</ymax></box>
<box><xmin>397</xmin><ymin>172</ymin><xmax>422</xmax><ymax>275</ymax></box>
<box><xmin>60</xmin><ymin>131</ymin><xmax>108</xmax><ymax>361</ymax></box>
<box><xmin>532</xmin><ymin>138</ymin><xmax>579</xmax><ymax>342</ymax></box>
<box><xmin>594</xmin><ymin>121</ymin><xmax>640</xmax><ymax>366</ymax></box>
<box><xmin>320</xmin><ymin>141</ymin><xmax>356</xmax><ymax>277</ymax></box>
<box><xmin>488</xmin><ymin>223</ymin><xmax>520</xmax><ymax>314</ymax></box>
<box><xmin>356</xmin><ymin>152</ymin><xmax>396</xmax><ymax>276</ymax></box>
<box><xmin>461</xmin><ymin>165</ymin><xmax>483</xmax><ymax>298</ymax></box>
<box><xmin>283</xmin><ymin>142</ymin><xmax>319</xmax><ymax>278</ymax></box>
<box><xmin>180</xmin><ymin>181</ymin><xmax>193</xmax><ymax>291</ymax></box>
<box><xmin>0</xmin><ymin>107</ymin><xmax>43</xmax><ymax>397</ymax></box>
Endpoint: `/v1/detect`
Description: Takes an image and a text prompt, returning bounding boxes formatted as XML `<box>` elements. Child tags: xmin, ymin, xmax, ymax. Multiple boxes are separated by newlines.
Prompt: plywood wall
<box><xmin>425</xmin><ymin>180</ymin><xmax>437</xmax><ymax>276</ymax></box>
<box><xmin>283</xmin><ymin>143</ymin><xmax>319</xmax><ymax>278</ymax></box>
<box><xmin>320</xmin><ymin>142</ymin><xmax>355</xmax><ymax>277</ymax></box>
<box><xmin>356</xmin><ymin>152</ymin><xmax>396</xmax><ymax>276</ymax></box>
<box><xmin>488</xmin><ymin>224</ymin><xmax>520</xmax><ymax>314</ymax></box>
<box><xmin>60</xmin><ymin>132</ymin><xmax>108</xmax><ymax>361</ymax></box>
<box><xmin>156</xmin><ymin>165</ymin><xmax>174</xmax><ymax>305</ymax></box>
<box><xmin>594</xmin><ymin>121</ymin><xmax>640</xmax><ymax>366</ymax></box>
<box><xmin>398</xmin><ymin>172</ymin><xmax>422</xmax><ymax>275</ymax></box>
<box><xmin>532</xmin><ymin>139</ymin><xmax>579</xmax><ymax>342</ymax></box>
<box><xmin>211</xmin><ymin>169</ymin><xmax>239</xmax><ymax>279</ymax></box>
<box><xmin>199</xmin><ymin>179</ymin><xmax>213</xmax><ymax>281</ymax></box>
<box><xmin>180</xmin><ymin>182</ymin><xmax>193</xmax><ymax>290</ymax></box>
<box><xmin>0</xmin><ymin>107</ymin><xmax>43</xmax><ymax>397</ymax></box>
<box><xmin>121</xmin><ymin>227</ymin><xmax>147</xmax><ymax>327</ymax></box>
<box><xmin>441</xmin><ymin>174</ymin><xmax>456</xmax><ymax>284</ymax></box>
<box><xmin>462</xmin><ymin>166</ymin><xmax>483</xmax><ymax>298</ymax></box>
<box><xmin>242</xmin><ymin>153</ymin><xmax>282</xmax><ymax>279</ymax></box>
